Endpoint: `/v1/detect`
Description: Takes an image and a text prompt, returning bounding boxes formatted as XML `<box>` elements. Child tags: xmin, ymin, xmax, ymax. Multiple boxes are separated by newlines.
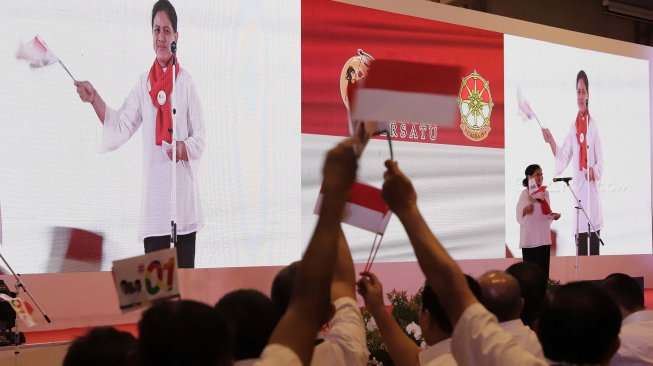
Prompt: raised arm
<box><xmin>358</xmin><ymin>272</ymin><xmax>420</xmax><ymax>366</ymax></box>
<box><xmin>267</xmin><ymin>138</ymin><xmax>357</xmax><ymax>366</ymax></box>
<box><xmin>381</xmin><ymin>160</ymin><xmax>477</xmax><ymax>325</ymax></box>
<box><xmin>330</xmin><ymin>228</ymin><xmax>357</xmax><ymax>301</ymax></box>
<box><xmin>75</xmin><ymin>81</ymin><xmax>107</xmax><ymax>123</ymax></box>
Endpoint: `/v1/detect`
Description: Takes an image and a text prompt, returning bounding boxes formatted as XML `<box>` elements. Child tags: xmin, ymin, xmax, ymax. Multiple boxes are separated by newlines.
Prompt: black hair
<box><xmin>63</xmin><ymin>327</ymin><xmax>137</xmax><ymax>366</ymax></box>
<box><xmin>522</xmin><ymin>164</ymin><xmax>541</xmax><ymax>187</ymax></box>
<box><xmin>506</xmin><ymin>262</ymin><xmax>547</xmax><ymax>327</ymax></box>
<box><xmin>138</xmin><ymin>300</ymin><xmax>233</xmax><ymax>366</ymax></box>
<box><xmin>421</xmin><ymin>275</ymin><xmax>481</xmax><ymax>335</ymax></box>
<box><xmin>538</xmin><ymin>281</ymin><xmax>621</xmax><ymax>365</ymax></box>
<box><xmin>601</xmin><ymin>273</ymin><xmax>644</xmax><ymax>314</ymax></box>
<box><xmin>152</xmin><ymin>0</ymin><xmax>178</xmax><ymax>32</ymax></box>
<box><xmin>270</xmin><ymin>261</ymin><xmax>301</xmax><ymax>316</ymax></box>
<box><xmin>577</xmin><ymin>70</ymin><xmax>589</xmax><ymax>91</ymax></box>
<box><xmin>215</xmin><ymin>289</ymin><xmax>281</xmax><ymax>361</ymax></box>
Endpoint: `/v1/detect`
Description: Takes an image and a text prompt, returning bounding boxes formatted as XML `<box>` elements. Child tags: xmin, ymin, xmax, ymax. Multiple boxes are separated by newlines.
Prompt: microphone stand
<box><xmin>0</xmin><ymin>251</ymin><xmax>51</xmax><ymax>365</ymax></box>
<box><xmin>559</xmin><ymin>180</ymin><xmax>605</xmax><ymax>280</ymax></box>
<box><xmin>169</xmin><ymin>42</ymin><xmax>178</xmax><ymax>247</ymax></box>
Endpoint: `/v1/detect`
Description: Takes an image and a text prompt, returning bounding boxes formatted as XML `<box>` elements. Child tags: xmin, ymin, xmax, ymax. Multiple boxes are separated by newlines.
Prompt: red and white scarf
<box><xmin>148</xmin><ymin>59</ymin><xmax>180</xmax><ymax>146</ymax></box>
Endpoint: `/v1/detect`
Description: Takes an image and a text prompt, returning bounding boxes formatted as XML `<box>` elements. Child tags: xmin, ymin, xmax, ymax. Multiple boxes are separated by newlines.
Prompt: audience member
<box><xmin>63</xmin><ymin>326</ymin><xmax>137</xmax><ymax>366</ymax></box>
<box><xmin>505</xmin><ymin>261</ymin><xmax>548</xmax><ymax>328</ymax></box>
<box><xmin>478</xmin><ymin>270</ymin><xmax>543</xmax><ymax>357</ymax></box>
<box><xmin>137</xmin><ymin>300</ymin><xmax>233</xmax><ymax>366</ymax></box>
<box><xmin>601</xmin><ymin>273</ymin><xmax>653</xmax><ymax>365</ymax></box>
<box><xmin>215</xmin><ymin>289</ymin><xmax>281</xmax><ymax>365</ymax></box>
<box><xmin>270</xmin><ymin>228</ymin><xmax>369</xmax><ymax>365</ymax></box>
<box><xmin>380</xmin><ymin>159</ymin><xmax>621</xmax><ymax>365</ymax></box>
<box><xmin>358</xmin><ymin>273</ymin><xmax>480</xmax><ymax>366</ymax></box>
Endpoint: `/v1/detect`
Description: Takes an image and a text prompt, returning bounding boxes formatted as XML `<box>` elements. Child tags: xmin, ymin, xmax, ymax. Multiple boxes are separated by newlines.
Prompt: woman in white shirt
<box><xmin>516</xmin><ymin>164</ymin><xmax>560</xmax><ymax>277</ymax></box>
<box><xmin>74</xmin><ymin>0</ymin><xmax>205</xmax><ymax>268</ymax></box>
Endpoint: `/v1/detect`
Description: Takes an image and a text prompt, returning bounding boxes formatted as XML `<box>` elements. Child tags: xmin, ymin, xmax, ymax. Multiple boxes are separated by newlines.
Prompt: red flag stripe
<box><xmin>320</xmin><ymin>181</ymin><xmax>389</xmax><ymax>214</ymax></box>
<box><xmin>363</xmin><ymin>60</ymin><xmax>461</xmax><ymax>96</ymax></box>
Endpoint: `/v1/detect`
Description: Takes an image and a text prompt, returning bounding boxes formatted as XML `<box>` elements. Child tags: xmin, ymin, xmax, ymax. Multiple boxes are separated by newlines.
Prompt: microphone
<box><xmin>170</xmin><ymin>41</ymin><xmax>177</xmax><ymax>54</ymax></box>
<box><xmin>553</xmin><ymin>177</ymin><xmax>572</xmax><ymax>183</ymax></box>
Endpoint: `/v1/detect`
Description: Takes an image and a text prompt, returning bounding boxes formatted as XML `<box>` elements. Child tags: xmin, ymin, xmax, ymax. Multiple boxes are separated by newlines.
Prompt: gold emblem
<box><xmin>458</xmin><ymin>70</ymin><xmax>493</xmax><ymax>141</ymax></box>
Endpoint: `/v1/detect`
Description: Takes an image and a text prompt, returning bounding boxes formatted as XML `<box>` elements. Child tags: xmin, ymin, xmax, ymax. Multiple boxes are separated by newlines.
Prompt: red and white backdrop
<box><xmin>301</xmin><ymin>0</ymin><xmax>506</xmax><ymax>262</ymax></box>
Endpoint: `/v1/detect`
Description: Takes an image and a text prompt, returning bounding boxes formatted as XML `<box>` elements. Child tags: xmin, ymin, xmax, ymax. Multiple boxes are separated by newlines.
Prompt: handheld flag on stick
<box><xmin>16</xmin><ymin>36</ymin><xmax>76</xmax><ymax>81</ymax></box>
<box><xmin>517</xmin><ymin>89</ymin><xmax>543</xmax><ymax>128</ymax></box>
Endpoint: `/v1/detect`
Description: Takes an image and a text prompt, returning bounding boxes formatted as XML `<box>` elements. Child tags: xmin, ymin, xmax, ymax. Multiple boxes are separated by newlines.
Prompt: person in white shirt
<box><xmin>254</xmin><ymin>137</ymin><xmax>359</xmax><ymax>366</ymax></box>
<box><xmin>215</xmin><ymin>290</ymin><xmax>281</xmax><ymax>366</ymax></box>
<box><xmin>75</xmin><ymin>0</ymin><xmax>205</xmax><ymax>267</ymax></box>
<box><xmin>601</xmin><ymin>273</ymin><xmax>653</xmax><ymax>366</ymax></box>
<box><xmin>270</xmin><ymin>229</ymin><xmax>369</xmax><ymax>366</ymax></box>
<box><xmin>358</xmin><ymin>273</ymin><xmax>481</xmax><ymax>366</ymax></box>
<box><xmin>516</xmin><ymin>164</ymin><xmax>560</xmax><ymax>276</ymax></box>
<box><xmin>542</xmin><ymin>70</ymin><xmax>604</xmax><ymax>256</ymax></box>
<box><xmin>478</xmin><ymin>270</ymin><xmax>543</xmax><ymax>357</ymax></box>
<box><xmin>380</xmin><ymin>159</ymin><xmax>621</xmax><ymax>366</ymax></box>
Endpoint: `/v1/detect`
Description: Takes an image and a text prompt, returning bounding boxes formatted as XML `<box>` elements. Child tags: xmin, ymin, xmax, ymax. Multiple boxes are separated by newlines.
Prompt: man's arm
<box><xmin>358</xmin><ymin>272</ymin><xmax>420</xmax><ymax>366</ymax></box>
<box><xmin>267</xmin><ymin>138</ymin><xmax>357</xmax><ymax>366</ymax></box>
<box><xmin>381</xmin><ymin>160</ymin><xmax>477</xmax><ymax>326</ymax></box>
<box><xmin>330</xmin><ymin>228</ymin><xmax>357</xmax><ymax>301</ymax></box>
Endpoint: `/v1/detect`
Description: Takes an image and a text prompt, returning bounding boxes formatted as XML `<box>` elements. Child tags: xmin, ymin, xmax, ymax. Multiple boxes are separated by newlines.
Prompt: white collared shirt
<box><xmin>516</xmin><ymin>189</ymin><xmax>553</xmax><ymax>249</ymax></box>
<box><xmin>419</xmin><ymin>338</ymin><xmax>456</xmax><ymax>366</ymax></box>
<box><xmin>102</xmin><ymin>69</ymin><xmax>205</xmax><ymax>239</ymax></box>
<box><xmin>500</xmin><ymin>319</ymin><xmax>544</xmax><ymax>358</ymax></box>
<box><xmin>312</xmin><ymin>297</ymin><xmax>369</xmax><ymax>366</ymax></box>
<box><xmin>253</xmin><ymin>344</ymin><xmax>302</xmax><ymax>366</ymax></box>
<box><xmin>610</xmin><ymin>310</ymin><xmax>653</xmax><ymax>365</ymax></box>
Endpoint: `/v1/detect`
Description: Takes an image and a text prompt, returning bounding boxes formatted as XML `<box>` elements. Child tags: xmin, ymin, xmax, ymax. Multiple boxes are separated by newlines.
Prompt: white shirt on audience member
<box><xmin>500</xmin><ymin>319</ymin><xmax>544</xmax><ymax>358</ymax></box>
<box><xmin>451</xmin><ymin>303</ymin><xmax>548</xmax><ymax>366</ymax></box>
<box><xmin>312</xmin><ymin>297</ymin><xmax>369</xmax><ymax>366</ymax></box>
<box><xmin>419</xmin><ymin>338</ymin><xmax>456</xmax><ymax>366</ymax></box>
<box><xmin>609</xmin><ymin>310</ymin><xmax>653</xmax><ymax>366</ymax></box>
<box><xmin>253</xmin><ymin>344</ymin><xmax>302</xmax><ymax>366</ymax></box>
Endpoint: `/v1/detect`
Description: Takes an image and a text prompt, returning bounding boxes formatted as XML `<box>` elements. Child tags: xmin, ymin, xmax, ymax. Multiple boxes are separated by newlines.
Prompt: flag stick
<box><xmin>58</xmin><ymin>60</ymin><xmax>76</xmax><ymax>82</ymax></box>
<box><xmin>533</xmin><ymin>113</ymin><xmax>543</xmax><ymax>129</ymax></box>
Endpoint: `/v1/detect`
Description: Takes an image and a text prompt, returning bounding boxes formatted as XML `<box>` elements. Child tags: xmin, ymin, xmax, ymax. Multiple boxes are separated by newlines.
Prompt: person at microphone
<box><xmin>74</xmin><ymin>0</ymin><xmax>205</xmax><ymax>268</ymax></box>
<box><xmin>541</xmin><ymin>70</ymin><xmax>603</xmax><ymax>256</ymax></box>
<box><xmin>516</xmin><ymin>164</ymin><xmax>560</xmax><ymax>277</ymax></box>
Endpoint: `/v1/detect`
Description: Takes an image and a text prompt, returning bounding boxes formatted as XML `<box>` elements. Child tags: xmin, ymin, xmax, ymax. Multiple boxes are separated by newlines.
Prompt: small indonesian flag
<box><xmin>0</xmin><ymin>294</ymin><xmax>36</xmax><ymax>328</ymax></box>
<box><xmin>528</xmin><ymin>178</ymin><xmax>552</xmax><ymax>215</ymax></box>
<box><xmin>350</xmin><ymin>59</ymin><xmax>459</xmax><ymax>127</ymax></box>
<box><xmin>16</xmin><ymin>36</ymin><xmax>59</xmax><ymax>68</ymax></box>
<box><xmin>314</xmin><ymin>180</ymin><xmax>391</xmax><ymax>235</ymax></box>
<box><xmin>517</xmin><ymin>89</ymin><xmax>535</xmax><ymax>120</ymax></box>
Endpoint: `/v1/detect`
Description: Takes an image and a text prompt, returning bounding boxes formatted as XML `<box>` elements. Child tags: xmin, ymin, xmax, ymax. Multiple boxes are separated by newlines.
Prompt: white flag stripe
<box><xmin>343</xmin><ymin>202</ymin><xmax>392</xmax><ymax>234</ymax></box>
<box><xmin>351</xmin><ymin>88</ymin><xmax>458</xmax><ymax>126</ymax></box>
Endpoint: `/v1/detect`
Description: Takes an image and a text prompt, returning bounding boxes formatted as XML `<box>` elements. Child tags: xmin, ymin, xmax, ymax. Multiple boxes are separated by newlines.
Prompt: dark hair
<box><xmin>215</xmin><ymin>289</ymin><xmax>281</xmax><ymax>361</ymax></box>
<box><xmin>600</xmin><ymin>273</ymin><xmax>644</xmax><ymax>314</ymax></box>
<box><xmin>270</xmin><ymin>261</ymin><xmax>300</xmax><ymax>316</ymax></box>
<box><xmin>506</xmin><ymin>262</ymin><xmax>547</xmax><ymax>327</ymax></box>
<box><xmin>522</xmin><ymin>164</ymin><xmax>541</xmax><ymax>187</ymax></box>
<box><xmin>538</xmin><ymin>281</ymin><xmax>621</xmax><ymax>364</ymax></box>
<box><xmin>576</xmin><ymin>70</ymin><xmax>589</xmax><ymax>91</ymax></box>
<box><xmin>63</xmin><ymin>327</ymin><xmax>137</xmax><ymax>366</ymax></box>
<box><xmin>152</xmin><ymin>0</ymin><xmax>178</xmax><ymax>32</ymax></box>
<box><xmin>421</xmin><ymin>275</ymin><xmax>481</xmax><ymax>335</ymax></box>
<box><xmin>138</xmin><ymin>300</ymin><xmax>233</xmax><ymax>366</ymax></box>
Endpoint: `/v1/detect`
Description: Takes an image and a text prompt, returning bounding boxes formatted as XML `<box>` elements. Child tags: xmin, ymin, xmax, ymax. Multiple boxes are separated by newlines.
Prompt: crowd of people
<box><xmin>60</xmin><ymin>137</ymin><xmax>652</xmax><ymax>366</ymax></box>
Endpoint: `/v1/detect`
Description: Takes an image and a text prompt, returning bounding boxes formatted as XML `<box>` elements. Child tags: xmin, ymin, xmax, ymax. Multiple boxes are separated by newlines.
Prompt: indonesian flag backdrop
<box><xmin>301</xmin><ymin>0</ymin><xmax>506</xmax><ymax>261</ymax></box>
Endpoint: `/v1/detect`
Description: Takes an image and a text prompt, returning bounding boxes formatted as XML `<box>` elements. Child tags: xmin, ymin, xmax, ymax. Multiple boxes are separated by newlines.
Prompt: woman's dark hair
<box><xmin>152</xmin><ymin>0</ymin><xmax>178</xmax><ymax>32</ymax></box>
<box><xmin>522</xmin><ymin>164</ymin><xmax>541</xmax><ymax>187</ymax></box>
<box><xmin>576</xmin><ymin>70</ymin><xmax>589</xmax><ymax>91</ymax></box>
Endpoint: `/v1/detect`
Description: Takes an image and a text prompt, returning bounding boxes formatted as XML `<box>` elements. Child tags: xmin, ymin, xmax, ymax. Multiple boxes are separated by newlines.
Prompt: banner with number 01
<box><xmin>112</xmin><ymin>248</ymin><xmax>180</xmax><ymax>312</ymax></box>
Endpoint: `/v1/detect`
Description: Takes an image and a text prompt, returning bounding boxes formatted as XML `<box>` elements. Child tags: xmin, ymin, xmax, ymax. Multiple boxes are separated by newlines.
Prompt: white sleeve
<box><xmin>590</xmin><ymin>119</ymin><xmax>604</xmax><ymax>181</ymax></box>
<box><xmin>516</xmin><ymin>190</ymin><xmax>530</xmax><ymax>225</ymax></box>
<box><xmin>100</xmin><ymin>80</ymin><xmax>143</xmax><ymax>153</ymax></box>
<box><xmin>554</xmin><ymin>125</ymin><xmax>575</xmax><ymax>176</ymax></box>
<box><xmin>182</xmin><ymin>76</ymin><xmax>205</xmax><ymax>161</ymax></box>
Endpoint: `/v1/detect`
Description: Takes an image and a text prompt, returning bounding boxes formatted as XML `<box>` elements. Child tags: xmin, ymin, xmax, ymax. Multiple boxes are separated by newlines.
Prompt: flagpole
<box><xmin>57</xmin><ymin>60</ymin><xmax>76</xmax><ymax>82</ymax></box>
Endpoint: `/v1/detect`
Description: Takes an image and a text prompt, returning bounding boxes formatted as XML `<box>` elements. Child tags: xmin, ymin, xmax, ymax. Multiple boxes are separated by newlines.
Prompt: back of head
<box><xmin>270</xmin><ymin>261</ymin><xmax>300</xmax><ymax>316</ymax></box>
<box><xmin>600</xmin><ymin>273</ymin><xmax>644</xmax><ymax>317</ymax></box>
<box><xmin>138</xmin><ymin>300</ymin><xmax>232</xmax><ymax>366</ymax></box>
<box><xmin>421</xmin><ymin>275</ymin><xmax>481</xmax><ymax>335</ymax></box>
<box><xmin>215</xmin><ymin>289</ymin><xmax>281</xmax><ymax>361</ymax></box>
<box><xmin>537</xmin><ymin>281</ymin><xmax>621</xmax><ymax>365</ymax></box>
<box><xmin>63</xmin><ymin>327</ymin><xmax>137</xmax><ymax>366</ymax></box>
<box><xmin>479</xmin><ymin>270</ymin><xmax>523</xmax><ymax>323</ymax></box>
<box><xmin>506</xmin><ymin>262</ymin><xmax>547</xmax><ymax>327</ymax></box>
